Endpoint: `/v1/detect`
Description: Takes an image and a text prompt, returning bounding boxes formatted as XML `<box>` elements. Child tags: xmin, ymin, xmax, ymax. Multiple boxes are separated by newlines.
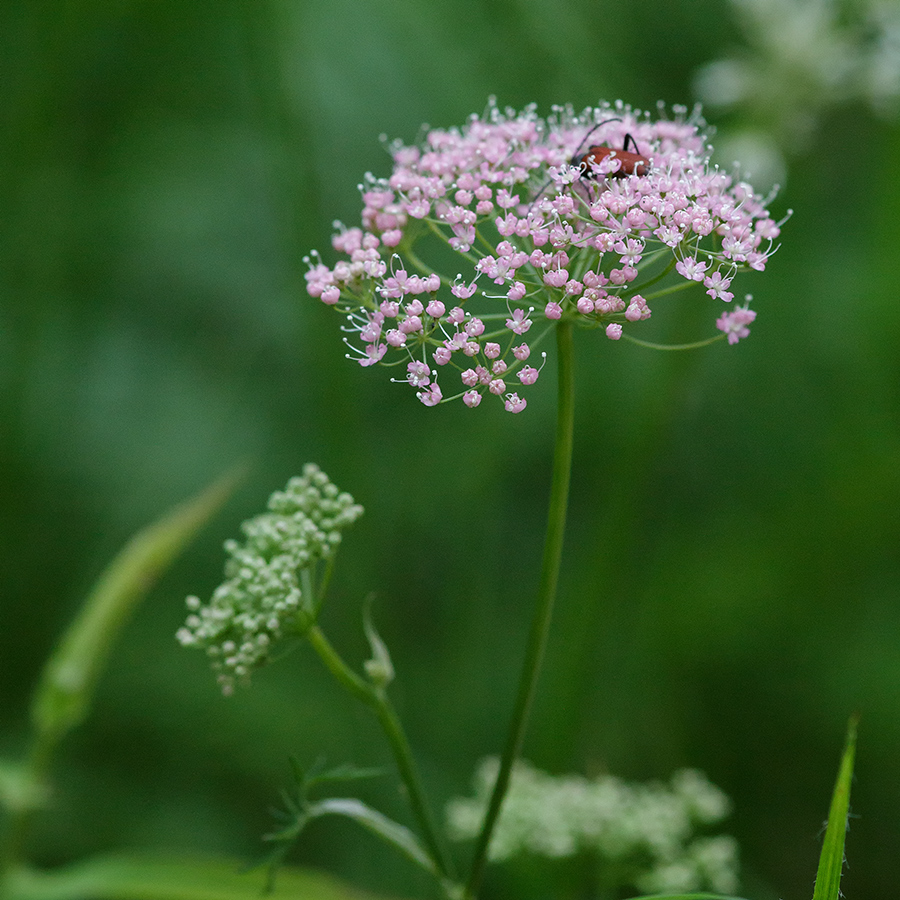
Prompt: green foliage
<box><xmin>258</xmin><ymin>759</ymin><xmax>449</xmax><ymax>897</ymax></box>
<box><xmin>362</xmin><ymin>599</ymin><xmax>395</xmax><ymax>690</ymax></box>
<box><xmin>4</xmin><ymin>855</ymin><xmax>390</xmax><ymax>900</ymax></box>
<box><xmin>0</xmin><ymin>472</ymin><xmax>240</xmax><ymax>879</ymax></box>
<box><xmin>812</xmin><ymin>717</ymin><xmax>858</xmax><ymax>900</ymax></box>
<box><xmin>623</xmin><ymin>895</ymin><xmax>747</xmax><ymax>900</ymax></box>
<box><xmin>624</xmin><ymin>895</ymin><xmax>746</xmax><ymax>900</ymax></box>
<box><xmin>31</xmin><ymin>469</ymin><xmax>242</xmax><ymax>742</ymax></box>
<box><xmin>0</xmin><ymin>761</ymin><xmax>48</xmax><ymax>818</ymax></box>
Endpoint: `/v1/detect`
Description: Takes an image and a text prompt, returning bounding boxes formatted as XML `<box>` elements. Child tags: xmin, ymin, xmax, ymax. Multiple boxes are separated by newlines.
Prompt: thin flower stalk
<box><xmin>465</xmin><ymin>319</ymin><xmax>576</xmax><ymax>897</ymax></box>
<box><xmin>305</xmin><ymin>625</ymin><xmax>455</xmax><ymax>884</ymax></box>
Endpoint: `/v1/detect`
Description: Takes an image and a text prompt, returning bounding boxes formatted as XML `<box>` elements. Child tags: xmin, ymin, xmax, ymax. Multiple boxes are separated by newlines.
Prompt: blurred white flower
<box><xmin>447</xmin><ymin>758</ymin><xmax>739</xmax><ymax>895</ymax></box>
<box><xmin>694</xmin><ymin>0</ymin><xmax>900</xmax><ymax>188</ymax></box>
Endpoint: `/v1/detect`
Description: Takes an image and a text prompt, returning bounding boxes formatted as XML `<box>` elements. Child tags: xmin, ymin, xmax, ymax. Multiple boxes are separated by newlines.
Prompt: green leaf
<box><xmin>362</xmin><ymin>597</ymin><xmax>394</xmax><ymax>689</ymax></box>
<box><xmin>0</xmin><ymin>759</ymin><xmax>49</xmax><ymax>815</ymax></box>
<box><xmin>3</xmin><ymin>854</ymin><xmax>389</xmax><ymax>900</ymax></box>
<box><xmin>297</xmin><ymin>759</ymin><xmax>385</xmax><ymax>792</ymax></box>
<box><xmin>305</xmin><ymin>798</ymin><xmax>437</xmax><ymax>877</ymax></box>
<box><xmin>622</xmin><ymin>895</ymin><xmax>749</xmax><ymax>900</ymax></box>
<box><xmin>31</xmin><ymin>468</ymin><xmax>243</xmax><ymax>743</ymax></box>
<box><xmin>812</xmin><ymin>716</ymin><xmax>858</xmax><ymax>900</ymax></box>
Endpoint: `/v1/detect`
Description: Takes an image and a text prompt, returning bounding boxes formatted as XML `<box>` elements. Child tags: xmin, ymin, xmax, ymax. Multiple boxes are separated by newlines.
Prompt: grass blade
<box><xmin>31</xmin><ymin>468</ymin><xmax>242</xmax><ymax>741</ymax></box>
<box><xmin>812</xmin><ymin>716</ymin><xmax>858</xmax><ymax>900</ymax></box>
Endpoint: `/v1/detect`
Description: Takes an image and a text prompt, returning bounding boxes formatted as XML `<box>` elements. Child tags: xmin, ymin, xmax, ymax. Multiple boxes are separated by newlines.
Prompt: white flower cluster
<box><xmin>177</xmin><ymin>464</ymin><xmax>364</xmax><ymax>694</ymax></box>
<box><xmin>694</xmin><ymin>0</ymin><xmax>900</xmax><ymax>186</ymax></box>
<box><xmin>446</xmin><ymin>758</ymin><xmax>739</xmax><ymax>895</ymax></box>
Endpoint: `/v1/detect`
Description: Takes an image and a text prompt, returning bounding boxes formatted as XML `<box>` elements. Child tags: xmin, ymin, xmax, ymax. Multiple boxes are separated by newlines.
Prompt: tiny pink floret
<box><xmin>544</xmin><ymin>302</ymin><xmax>562</xmax><ymax>320</ymax></box>
<box><xmin>506</xmin><ymin>309</ymin><xmax>532</xmax><ymax>334</ymax></box>
<box><xmin>385</xmin><ymin>329</ymin><xmax>406</xmax><ymax>348</ymax></box>
<box><xmin>504</xmin><ymin>393</ymin><xmax>527</xmax><ymax>413</ymax></box>
<box><xmin>321</xmin><ymin>285</ymin><xmax>341</xmax><ymax>305</ymax></box>
<box><xmin>507</xmin><ymin>281</ymin><xmax>527</xmax><ymax>302</ymax></box>
<box><xmin>406</xmin><ymin>361</ymin><xmax>431</xmax><ymax>387</ymax></box>
<box><xmin>417</xmin><ymin>382</ymin><xmax>443</xmax><ymax>406</ymax></box>
<box><xmin>716</xmin><ymin>303</ymin><xmax>757</xmax><ymax>344</ymax></box>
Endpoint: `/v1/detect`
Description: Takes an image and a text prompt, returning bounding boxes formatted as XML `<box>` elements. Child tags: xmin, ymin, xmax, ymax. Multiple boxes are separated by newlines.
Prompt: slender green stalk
<box><xmin>0</xmin><ymin>735</ymin><xmax>53</xmax><ymax>875</ymax></box>
<box><xmin>305</xmin><ymin>625</ymin><xmax>455</xmax><ymax>884</ymax></box>
<box><xmin>306</xmin><ymin>625</ymin><xmax>371</xmax><ymax>702</ymax></box>
<box><xmin>621</xmin><ymin>333</ymin><xmax>724</xmax><ymax>351</ymax></box>
<box><xmin>464</xmin><ymin>320</ymin><xmax>576</xmax><ymax>899</ymax></box>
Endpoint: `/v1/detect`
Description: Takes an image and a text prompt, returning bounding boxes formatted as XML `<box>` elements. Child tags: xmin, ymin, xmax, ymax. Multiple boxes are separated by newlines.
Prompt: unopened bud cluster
<box><xmin>306</xmin><ymin>99</ymin><xmax>786</xmax><ymax>412</ymax></box>
<box><xmin>177</xmin><ymin>464</ymin><xmax>364</xmax><ymax>694</ymax></box>
<box><xmin>447</xmin><ymin>758</ymin><xmax>739</xmax><ymax>895</ymax></box>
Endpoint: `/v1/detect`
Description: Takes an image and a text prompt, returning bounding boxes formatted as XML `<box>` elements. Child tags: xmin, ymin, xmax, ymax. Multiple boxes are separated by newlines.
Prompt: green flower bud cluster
<box><xmin>447</xmin><ymin>758</ymin><xmax>739</xmax><ymax>895</ymax></box>
<box><xmin>177</xmin><ymin>464</ymin><xmax>364</xmax><ymax>694</ymax></box>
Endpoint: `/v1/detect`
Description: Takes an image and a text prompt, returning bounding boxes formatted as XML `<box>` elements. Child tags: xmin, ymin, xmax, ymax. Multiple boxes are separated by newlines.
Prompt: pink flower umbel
<box><xmin>306</xmin><ymin>100</ymin><xmax>787</xmax><ymax>410</ymax></box>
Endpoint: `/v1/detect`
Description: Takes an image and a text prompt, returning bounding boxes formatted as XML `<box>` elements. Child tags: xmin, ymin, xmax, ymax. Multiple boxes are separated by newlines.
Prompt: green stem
<box><xmin>464</xmin><ymin>320</ymin><xmax>576</xmax><ymax>899</ymax></box>
<box><xmin>621</xmin><ymin>332</ymin><xmax>724</xmax><ymax>351</ymax></box>
<box><xmin>305</xmin><ymin>625</ymin><xmax>455</xmax><ymax>884</ymax></box>
<box><xmin>402</xmin><ymin>244</ymin><xmax>454</xmax><ymax>288</ymax></box>
<box><xmin>642</xmin><ymin>278</ymin><xmax>696</xmax><ymax>301</ymax></box>
<box><xmin>0</xmin><ymin>734</ymin><xmax>53</xmax><ymax>876</ymax></box>
<box><xmin>626</xmin><ymin>253</ymin><xmax>677</xmax><ymax>296</ymax></box>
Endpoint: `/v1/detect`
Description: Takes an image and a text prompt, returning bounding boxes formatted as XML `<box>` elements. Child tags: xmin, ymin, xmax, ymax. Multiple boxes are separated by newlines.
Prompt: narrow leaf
<box><xmin>303</xmin><ymin>763</ymin><xmax>384</xmax><ymax>790</ymax></box>
<box><xmin>0</xmin><ymin>759</ymin><xmax>50</xmax><ymax>814</ymax></box>
<box><xmin>812</xmin><ymin>716</ymin><xmax>858</xmax><ymax>900</ymax></box>
<box><xmin>362</xmin><ymin>597</ymin><xmax>394</xmax><ymax>688</ymax></box>
<box><xmin>4</xmin><ymin>854</ymin><xmax>388</xmax><ymax>900</ymax></box>
<box><xmin>31</xmin><ymin>468</ymin><xmax>242</xmax><ymax>742</ymax></box>
<box><xmin>307</xmin><ymin>797</ymin><xmax>437</xmax><ymax>877</ymax></box>
<box><xmin>623</xmin><ymin>894</ymin><xmax>749</xmax><ymax>900</ymax></box>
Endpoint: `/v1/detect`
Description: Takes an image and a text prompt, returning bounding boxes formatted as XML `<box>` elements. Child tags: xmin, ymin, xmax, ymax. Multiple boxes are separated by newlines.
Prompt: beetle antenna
<box><xmin>526</xmin><ymin>117</ymin><xmax>624</xmax><ymax>218</ymax></box>
<box><xmin>622</xmin><ymin>133</ymin><xmax>642</xmax><ymax>155</ymax></box>
<box><xmin>568</xmin><ymin>117</ymin><xmax>622</xmax><ymax>164</ymax></box>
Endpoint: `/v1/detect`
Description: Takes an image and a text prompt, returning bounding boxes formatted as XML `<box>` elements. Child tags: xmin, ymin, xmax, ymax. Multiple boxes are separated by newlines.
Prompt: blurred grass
<box><xmin>1</xmin><ymin>2</ymin><xmax>898</xmax><ymax>899</ymax></box>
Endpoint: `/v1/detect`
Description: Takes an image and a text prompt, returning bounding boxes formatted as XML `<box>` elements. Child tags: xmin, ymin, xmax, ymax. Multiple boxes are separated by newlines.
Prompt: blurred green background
<box><xmin>2</xmin><ymin>1</ymin><xmax>898</xmax><ymax>898</ymax></box>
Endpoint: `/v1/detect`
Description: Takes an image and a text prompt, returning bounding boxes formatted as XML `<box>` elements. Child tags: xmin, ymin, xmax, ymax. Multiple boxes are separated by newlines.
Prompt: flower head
<box><xmin>307</xmin><ymin>100</ymin><xmax>784</xmax><ymax>410</ymax></box>
<box><xmin>446</xmin><ymin>758</ymin><xmax>739</xmax><ymax>895</ymax></box>
<box><xmin>177</xmin><ymin>464</ymin><xmax>364</xmax><ymax>694</ymax></box>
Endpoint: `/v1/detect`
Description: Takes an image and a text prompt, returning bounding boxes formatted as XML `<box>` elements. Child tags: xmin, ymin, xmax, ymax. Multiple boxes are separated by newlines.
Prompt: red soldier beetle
<box><xmin>526</xmin><ymin>118</ymin><xmax>650</xmax><ymax>215</ymax></box>
<box><xmin>570</xmin><ymin>119</ymin><xmax>650</xmax><ymax>178</ymax></box>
